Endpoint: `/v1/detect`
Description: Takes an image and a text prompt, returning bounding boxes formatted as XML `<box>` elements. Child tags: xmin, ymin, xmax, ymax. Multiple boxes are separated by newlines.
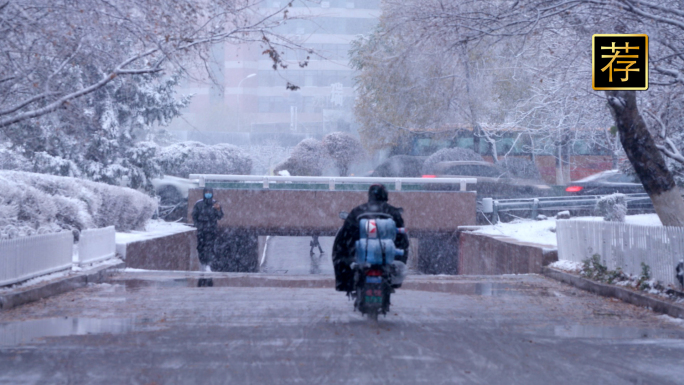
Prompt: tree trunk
<box><xmin>611</xmin><ymin>151</ymin><xmax>619</xmax><ymax>169</ymax></box>
<box><xmin>555</xmin><ymin>145</ymin><xmax>564</xmax><ymax>185</ymax></box>
<box><xmin>562</xmin><ymin>138</ymin><xmax>571</xmax><ymax>184</ymax></box>
<box><xmin>527</xmin><ymin>134</ymin><xmax>536</xmax><ymax>162</ymax></box>
<box><xmin>472</xmin><ymin>127</ymin><xmax>481</xmax><ymax>155</ymax></box>
<box><xmin>606</xmin><ymin>90</ymin><xmax>684</xmax><ymax>227</ymax></box>
<box><xmin>462</xmin><ymin>43</ymin><xmax>491</xmax><ymax>159</ymax></box>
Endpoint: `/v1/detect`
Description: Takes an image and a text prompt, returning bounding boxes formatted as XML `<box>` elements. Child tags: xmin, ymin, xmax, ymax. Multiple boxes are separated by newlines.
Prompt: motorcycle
<box><xmin>338</xmin><ymin>211</ymin><xmax>406</xmax><ymax>321</ymax></box>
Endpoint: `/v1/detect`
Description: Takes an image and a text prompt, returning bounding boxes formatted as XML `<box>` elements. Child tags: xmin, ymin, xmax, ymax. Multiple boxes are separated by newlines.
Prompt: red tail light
<box><xmin>422</xmin><ymin>175</ymin><xmax>436</xmax><ymax>178</ymax></box>
<box><xmin>366</xmin><ymin>269</ymin><xmax>383</xmax><ymax>276</ymax></box>
<box><xmin>566</xmin><ymin>186</ymin><xmax>584</xmax><ymax>192</ymax></box>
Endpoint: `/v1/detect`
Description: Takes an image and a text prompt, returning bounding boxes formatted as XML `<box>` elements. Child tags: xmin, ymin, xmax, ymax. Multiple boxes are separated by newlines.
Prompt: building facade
<box><xmin>169</xmin><ymin>0</ymin><xmax>381</xmax><ymax>146</ymax></box>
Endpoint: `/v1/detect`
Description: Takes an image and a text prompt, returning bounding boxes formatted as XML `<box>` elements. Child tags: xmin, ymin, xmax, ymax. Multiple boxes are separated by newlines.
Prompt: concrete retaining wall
<box><xmin>188</xmin><ymin>189</ymin><xmax>476</xmax><ymax>236</ymax></box>
<box><xmin>120</xmin><ymin>229</ymin><xmax>200</xmax><ymax>271</ymax></box>
<box><xmin>458</xmin><ymin>231</ymin><xmax>558</xmax><ymax>275</ymax></box>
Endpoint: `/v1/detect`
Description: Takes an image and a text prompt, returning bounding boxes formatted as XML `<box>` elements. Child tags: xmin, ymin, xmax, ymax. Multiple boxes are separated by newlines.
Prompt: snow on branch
<box><xmin>0</xmin><ymin>0</ymin><xmax>308</xmax><ymax>129</ymax></box>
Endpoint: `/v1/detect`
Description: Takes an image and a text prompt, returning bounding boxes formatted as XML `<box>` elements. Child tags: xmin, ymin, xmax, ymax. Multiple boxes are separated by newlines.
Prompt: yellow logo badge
<box><xmin>592</xmin><ymin>34</ymin><xmax>648</xmax><ymax>91</ymax></box>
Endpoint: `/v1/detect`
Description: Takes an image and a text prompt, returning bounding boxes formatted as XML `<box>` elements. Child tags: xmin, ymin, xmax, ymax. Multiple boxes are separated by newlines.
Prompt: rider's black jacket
<box><xmin>332</xmin><ymin>201</ymin><xmax>409</xmax><ymax>291</ymax></box>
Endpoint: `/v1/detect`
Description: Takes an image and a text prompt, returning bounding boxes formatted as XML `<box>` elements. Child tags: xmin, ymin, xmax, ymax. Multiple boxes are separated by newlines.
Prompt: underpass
<box><xmin>188</xmin><ymin>175</ymin><xmax>477</xmax><ymax>275</ymax></box>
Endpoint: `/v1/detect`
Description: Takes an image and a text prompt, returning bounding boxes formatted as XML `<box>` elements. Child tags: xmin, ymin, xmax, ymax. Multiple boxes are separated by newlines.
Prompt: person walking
<box><xmin>192</xmin><ymin>187</ymin><xmax>224</xmax><ymax>281</ymax></box>
<box><xmin>310</xmin><ymin>233</ymin><xmax>324</xmax><ymax>255</ymax></box>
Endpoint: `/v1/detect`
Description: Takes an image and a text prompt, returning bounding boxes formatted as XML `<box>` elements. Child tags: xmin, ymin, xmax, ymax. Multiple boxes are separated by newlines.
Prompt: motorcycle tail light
<box><xmin>366</xmin><ymin>269</ymin><xmax>383</xmax><ymax>276</ymax></box>
<box><xmin>566</xmin><ymin>186</ymin><xmax>583</xmax><ymax>192</ymax></box>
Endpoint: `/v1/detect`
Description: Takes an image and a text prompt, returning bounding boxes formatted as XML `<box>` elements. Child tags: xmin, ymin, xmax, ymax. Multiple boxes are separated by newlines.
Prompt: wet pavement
<box><xmin>1</xmin><ymin>271</ymin><xmax>684</xmax><ymax>384</ymax></box>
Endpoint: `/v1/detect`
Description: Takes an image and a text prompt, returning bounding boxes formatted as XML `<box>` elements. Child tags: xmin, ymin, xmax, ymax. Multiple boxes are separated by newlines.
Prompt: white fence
<box><xmin>78</xmin><ymin>226</ymin><xmax>116</xmax><ymax>266</ymax></box>
<box><xmin>556</xmin><ymin>220</ymin><xmax>684</xmax><ymax>287</ymax></box>
<box><xmin>0</xmin><ymin>231</ymin><xmax>73</xmax><ymax>286</ymax></box>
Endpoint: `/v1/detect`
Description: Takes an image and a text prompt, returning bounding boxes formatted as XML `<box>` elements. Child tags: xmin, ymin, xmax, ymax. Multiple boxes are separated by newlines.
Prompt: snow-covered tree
<box><xmin>0</xmin><ymin>0</ymin><xmax>308</xmax><ymax>129</ymax></box>
<box><xmin>378</xmin><ymin>0</ymin><xmax>684</xmax><ymax>226</ymax></box>
<box><xmin>322</xmin><ymin>132</ymin><xmax>366</xmax><ymax>176</ymax></box>
<box><xmin>1</xmin><ymin>73</ymin><xmax>188</xmax><ymax>192</ymax></box>
<box><xmin>350</xmin><ymin>24</ymin><xmax>470</xmax><ymax>154</ymax></box>
<box><xmin>157</xmin><ymin>142</ymin><xmax>252</xmax><ymax>178</ymax></box>
<box><xmin>273</xmin><ymin>138</ymin><xmax>330</xmax><ymax>176</ymax></box>
<box><xmin>0</xmin><ymin>0</ymin><xmax>313</xmax><ymax>192</ymax></box>
<box><xmin>0</xmin><ymin>144</ymin><xmax>30</xmax><ymax>172</ymax></box>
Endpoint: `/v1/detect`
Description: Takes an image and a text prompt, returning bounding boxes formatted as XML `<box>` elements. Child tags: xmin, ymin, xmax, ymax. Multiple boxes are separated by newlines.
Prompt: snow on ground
<box><xmin>115</xmin><ymin>220</ymin><xmax>194</xmax><ymax>258</ymax></box>
<box><xmin>471</xmin><ymin>218</ymin><xmax>558</xmax><ymax>247</ymax></box>
<box><xmin>657</xmin><ymin>314</ymin><xmax>684</xmax><ymax>326</ymax></box>
<box><xmin>471</xmin><ymin>213</ymin><xmax>662</xmax><ymax>248</ymax></box>
<box><xmin>549</xmin><ymin>260</ymin><xmax>583</xmax><ymax>273</ymax></box>
<box><xmin>568</xmin><ymin>213</ymin><xmax>663</xmax><ymax>227</ymax></box>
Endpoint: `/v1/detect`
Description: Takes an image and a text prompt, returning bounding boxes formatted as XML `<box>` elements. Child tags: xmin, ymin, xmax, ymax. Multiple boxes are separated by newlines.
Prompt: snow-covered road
<box><xmin>1</xmin><ymin>271</ymin><xmax>684</xmax><ymax>384</ymax></box>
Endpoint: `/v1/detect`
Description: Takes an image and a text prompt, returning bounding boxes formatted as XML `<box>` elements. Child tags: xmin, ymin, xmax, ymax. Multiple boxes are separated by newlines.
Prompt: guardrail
<box><xmin>557</xmin><ymin>220</ymin><xmax>683</xmax><ymax>287</ymax></box>
<box><xmin>189</xmin><ymin>174</ymin><xmax>478</xmax><ymax>191</ymax></box>
<box><xmin>0</xmin><ymin>226</ymin><xmax>119</xmax><ymax>287</ymax></box>
<box><xmin>481</xmin><ymin>193</ymin><xmax>652</xmax><ymax>224</ymax></box>
<box><xmin>78</xmin><ymin>226</ymin><xmax>116</xmax><ymax>266</ymax></box>
<box><xmin>0</xmin><ymin>231</ymin><xmax>73</xmax><ymax>286</ymax></box>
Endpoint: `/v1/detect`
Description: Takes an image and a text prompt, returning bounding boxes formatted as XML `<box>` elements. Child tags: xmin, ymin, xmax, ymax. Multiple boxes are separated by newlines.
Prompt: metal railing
<box><xmin>78</xmin><ymin>226</ymin><xmax>116</xmax><ymax>266</ymax></box>
<box><xmin>557</xmin><ymin>220</ymin><xmax>683</xmax><ymax>287</ymax></box>
<box><xmin>0</xmin><ymin>231</ymin><xmax>73</xmax><ymax>286</ymax></box>
<box><xmin>481</xmin><ymin>193</ymin><xmax>652</xmax><ymax>223</ymax></box>
<box><xmin>189</xmin><ymin>174</ymin><xmax>478</xmax><ymax>191</ymax></box>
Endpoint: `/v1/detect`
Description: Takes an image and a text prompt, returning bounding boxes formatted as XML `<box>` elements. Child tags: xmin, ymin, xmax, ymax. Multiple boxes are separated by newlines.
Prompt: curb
<box><xmin>542</xmin><ymin>266</ymin><xmax>684</xmax><ymax>320</ymax></box>
<box><xmin>0</xmin><ymin>261</ymin><xmax>125</xmax><ymax>311</ymax></box>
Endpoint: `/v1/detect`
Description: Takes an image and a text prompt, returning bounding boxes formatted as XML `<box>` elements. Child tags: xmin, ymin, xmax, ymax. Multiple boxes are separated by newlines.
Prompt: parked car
<box><xmin>152</xmin><ymin>175</ymin><xmax>198</xmax><ymax>203</ymax></box>
<box><xmin>429</xmin><ymin>161</ymin><xmax>553</xmax><ymax>199</ymax></box>
<box><xmin>564</xmin><ymin>170</ymin><xmax>645</xmax><ymax>196</ymax></box>
<box><xmin>369</xmin><ymin>155</ymin><xmax>427</xmax><ymax>178</ymax></box>
<box><xmin>151</xmin><ymin>175</ymin><xmax>199</xmax><ymax>221</ymax></box>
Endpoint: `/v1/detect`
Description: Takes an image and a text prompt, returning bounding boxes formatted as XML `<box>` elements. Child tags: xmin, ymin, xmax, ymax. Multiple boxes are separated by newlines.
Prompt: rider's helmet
<box><xmin>368</xmin><ymin>184</ymin><xmax>388</xmax><ymax>203</ymax></box>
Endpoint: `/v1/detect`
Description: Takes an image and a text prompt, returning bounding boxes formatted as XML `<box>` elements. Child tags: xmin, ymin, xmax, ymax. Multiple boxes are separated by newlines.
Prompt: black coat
<box><xmin>192</xmin><ymin>198</ymin><xmax>224</xmax><ymax>233</ymax></box>
<box><xmin>332</xmin><ymin>201</ymin><xmax>409</xmax><ymax>291</ymax></box>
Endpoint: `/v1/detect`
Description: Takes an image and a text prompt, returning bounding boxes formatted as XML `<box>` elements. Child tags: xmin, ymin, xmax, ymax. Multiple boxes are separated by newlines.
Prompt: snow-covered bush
<box><xmin>0</xmin><ymin>145</ymin><xmax>31</xmax><ymax>171</ymax></box>
<box><xmin>273</xmin><ymin>138</ymin><xmax>330</xmax><ymax>176</ymax></box>
<box><xmin>422</xmin><ymin>147</ymin><xmax>484</xmax><ymax>175</ymax></box>
<box><xmin>32</xmin><ymin>151</ymin><xmax>81</xmax><ymax>177</ymax></box>
<box><xmin>241</xmin><ymin>144</ymin><xmax>292</xmax><ymax>175</ymax></box>
<box><xmin>156</xmin><ymin>142</ymin><xmax>252</xmax><ymax>178</ymax></box>
<box><xmin>322</xmin><ymin>132</ymin><xmax>366</xmax><ymax>176</ymax></box>
<box><xmin>0</xmin><ymin>171</ymin><xmax>157</xmax><ymax>239</ymax></box>
<box><xmin>595</xmin><ymin>193</ymin><xmax>627</xmax><ymax>222</ymax></box>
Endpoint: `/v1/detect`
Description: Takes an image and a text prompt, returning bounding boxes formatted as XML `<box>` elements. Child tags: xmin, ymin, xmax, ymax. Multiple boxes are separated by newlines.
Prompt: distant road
<box><xmin>260</xmin><ymin>236</ymin><xmax>335</xmax><ymax>275</ymax></box>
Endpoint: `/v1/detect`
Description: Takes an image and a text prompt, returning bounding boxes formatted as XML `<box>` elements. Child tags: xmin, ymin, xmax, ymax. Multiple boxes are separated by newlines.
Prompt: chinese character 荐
<box><xmin>601</xmin><ymin>42</ymin><xmax>640</xmax><ymax>82</ymax></box>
